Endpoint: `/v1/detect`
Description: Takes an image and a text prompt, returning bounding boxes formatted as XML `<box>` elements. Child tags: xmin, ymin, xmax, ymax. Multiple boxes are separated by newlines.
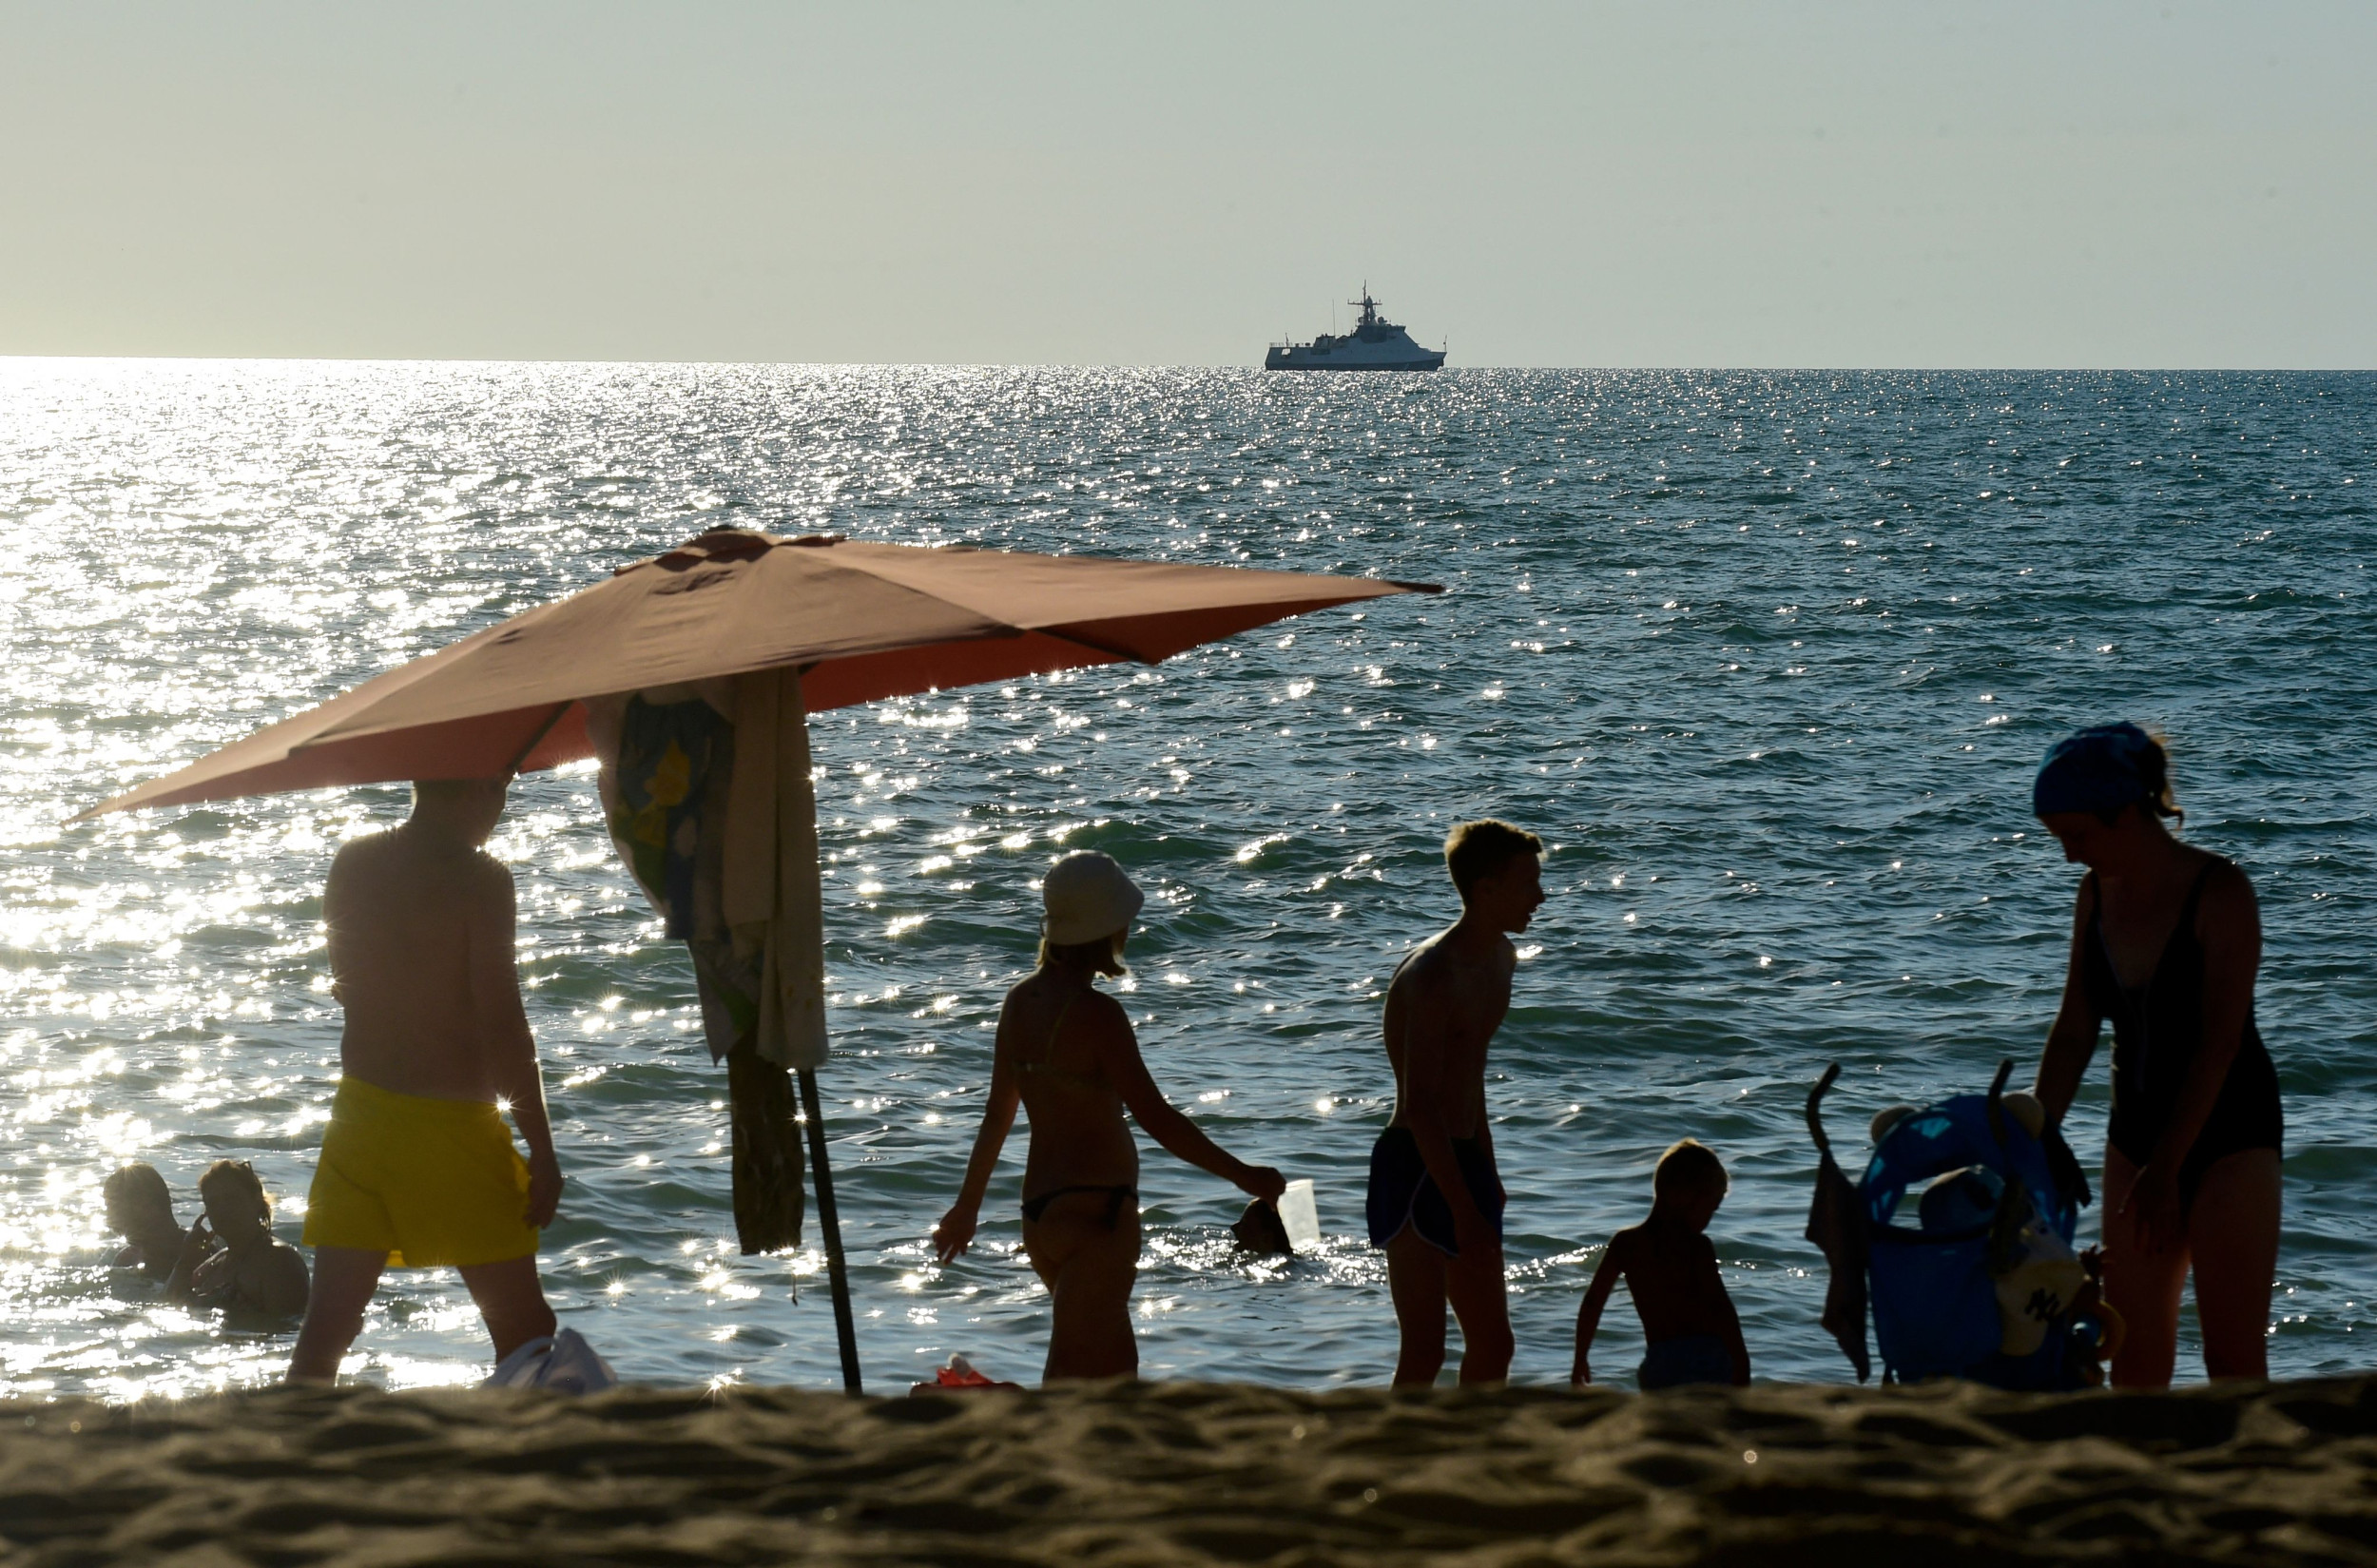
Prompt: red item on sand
<box><xmin>909</xmin><ymin>1355</ymin><xmax>1021</xmax><ymax>1395</ymax></box>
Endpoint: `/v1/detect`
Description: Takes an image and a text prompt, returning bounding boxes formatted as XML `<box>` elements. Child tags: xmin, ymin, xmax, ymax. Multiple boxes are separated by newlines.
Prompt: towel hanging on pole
<box><xmin>589</xmin><ymin>685</ymin><xmax>807</xmax><ymax>1256</ymax></box>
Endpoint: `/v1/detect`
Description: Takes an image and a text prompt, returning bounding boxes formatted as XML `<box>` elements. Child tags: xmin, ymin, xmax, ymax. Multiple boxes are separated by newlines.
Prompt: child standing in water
<box><xmin>1369</xmin><ymin>819</ymin><xmax>1545</xmax><ymax>1388</ymax></box>
<box><xmin>1571</xmin><ymin>1139</ymin><xmax>1750</xmax><ymax>1391</ymax></box>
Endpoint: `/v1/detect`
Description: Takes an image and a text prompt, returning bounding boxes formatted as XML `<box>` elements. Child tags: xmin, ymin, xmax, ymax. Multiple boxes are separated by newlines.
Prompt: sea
<box><xmin>2</xmin><ymin>361</ymin><xmax>2370</xmax><ymax>1400</ymax></box>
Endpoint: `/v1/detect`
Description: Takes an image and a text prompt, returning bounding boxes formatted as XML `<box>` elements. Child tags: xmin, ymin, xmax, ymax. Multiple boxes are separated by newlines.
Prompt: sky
<box><xmin>4</xmin><ymin>2</ymin><xmax>2373</xmax><ymax>368</ymax></box>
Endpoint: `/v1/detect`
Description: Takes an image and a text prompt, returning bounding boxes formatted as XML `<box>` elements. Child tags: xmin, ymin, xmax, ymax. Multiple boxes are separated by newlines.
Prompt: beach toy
<box><xmin>1991</xmin><ymin>1198</ymin><xmax>2089</xmax><ymax>1357</ymax></box>
<box><xmin>1277</xmin><ymin>1179</ymin><xmax>1322</xmax><ymax>1252</ymax></box>
<box><xmin>1917</xmin><ymin>1165</ymin><xmax>2004</xmax><ymax>1234</ymax></box>
<box><xmin>908</xmin><ymin>1354</ymin><xmax>1023</xmax><ymax>1395</ymax></box>
<box><xmin>1869</xmin><ymin>1104</ymin><xmax>1917</xmax><ymax>1144</ymax></box>
<box><xmin>484</xmin><ymin>1327</ymin><xmax>619</xmax><ymax>1394</ymax></box>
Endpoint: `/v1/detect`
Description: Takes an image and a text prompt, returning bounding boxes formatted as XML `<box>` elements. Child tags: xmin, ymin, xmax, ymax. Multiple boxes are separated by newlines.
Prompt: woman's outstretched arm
<box><xmin>2034</xmin><ymin>874</ymin><xmax>2104</xmax><ymax>1128</ymax></box>
<box><xmin>934</xmin><ymin>1007</ymin><xmax>1023</xmax><ymax>1262</ymax></box>
<box><xmin>1097</xmin><ymin>996</ymin><xmax>1285</xmax><ymax>1202</ymax></box>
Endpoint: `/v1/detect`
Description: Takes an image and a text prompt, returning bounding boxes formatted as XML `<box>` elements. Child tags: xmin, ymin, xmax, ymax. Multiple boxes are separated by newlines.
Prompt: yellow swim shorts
<box><xmin>302</xmin><ymin>1076</ymin><xmax>537</xmax><ymax>1268</ymax></box>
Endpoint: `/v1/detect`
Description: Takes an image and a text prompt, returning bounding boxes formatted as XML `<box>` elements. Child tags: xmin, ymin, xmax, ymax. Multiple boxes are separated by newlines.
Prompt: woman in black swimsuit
<box><xmin>933</xmin><ymin>851</ymin><xmax>1284</xmax><ymax>1381</ymax></box>
<box><xmin>2031</xmin><ymin>724</ymin><xmax>2282</xmax><ymax>1386</ymax></box>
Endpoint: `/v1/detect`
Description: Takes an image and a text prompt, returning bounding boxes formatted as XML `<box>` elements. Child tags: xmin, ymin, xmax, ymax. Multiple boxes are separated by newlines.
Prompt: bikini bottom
<box><xmin>1020</xmin><ymin>1184</ymin><xmax>1137</xmax><ymax>1228</ymax></box>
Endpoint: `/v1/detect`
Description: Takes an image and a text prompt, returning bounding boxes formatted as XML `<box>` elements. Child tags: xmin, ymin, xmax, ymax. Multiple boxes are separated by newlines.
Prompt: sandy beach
<box><xmin>3</xmin><ymin>1374</ymin><xmax>2371</xmax><ymax>1565</ymax></box>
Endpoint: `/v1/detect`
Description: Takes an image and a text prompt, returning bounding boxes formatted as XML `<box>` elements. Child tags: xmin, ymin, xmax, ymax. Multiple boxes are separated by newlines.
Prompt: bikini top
<box><xmin>1016</xmin><ymin>986</ymin><xmax>1107</xmax><ymax>1094</ymax></box>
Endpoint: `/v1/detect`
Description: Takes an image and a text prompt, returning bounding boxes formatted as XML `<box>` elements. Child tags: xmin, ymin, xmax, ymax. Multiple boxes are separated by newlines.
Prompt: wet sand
<box><xmin>3</xmin><ymin>1375</ymin><xmax>2372</xmax><ymax>1565</ymax></box>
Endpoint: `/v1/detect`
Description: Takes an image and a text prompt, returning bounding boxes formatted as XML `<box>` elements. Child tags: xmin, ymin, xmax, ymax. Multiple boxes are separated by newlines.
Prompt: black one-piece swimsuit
<box><xmin>2081</xmin><ymin>860</ymin><xmax>2283</xmax><ymax>1214</ymax></box>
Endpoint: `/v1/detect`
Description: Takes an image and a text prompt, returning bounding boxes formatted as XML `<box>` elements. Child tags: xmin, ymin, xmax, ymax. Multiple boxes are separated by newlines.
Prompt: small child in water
<box><xmin>168</xmin><ymin>1160</ymin><xmax>311</xmax><ymax>1323</ymax></box>
<box><xmin>1571</xmin><ymin>1139</ymin><xmax>1750</xmax><ymax>1391</ymax></box>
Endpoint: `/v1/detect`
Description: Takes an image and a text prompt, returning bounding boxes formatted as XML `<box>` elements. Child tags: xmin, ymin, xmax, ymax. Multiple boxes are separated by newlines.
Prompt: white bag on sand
<box><xmin>1278</xmin><ymin>1179</ymin><xmax>1322</xmax><ymax>1252</ymax></box>
<box><xmin>485</xmin><ymin>1327</ymin><xmax>619</xmax><ymax>1394</ymax></box>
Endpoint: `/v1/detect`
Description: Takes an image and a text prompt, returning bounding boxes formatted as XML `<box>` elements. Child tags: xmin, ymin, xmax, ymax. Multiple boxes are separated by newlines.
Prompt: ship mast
<box><xmin>1350</xmin><ymin>285</ymin><xmax>1381</xmax><ymax>329</ymax></box>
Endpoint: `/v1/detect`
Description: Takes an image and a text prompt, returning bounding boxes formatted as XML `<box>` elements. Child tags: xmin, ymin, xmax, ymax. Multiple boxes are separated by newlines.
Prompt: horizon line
<box><xmin>6</xmin><ymin>353</ymin><xmax>2373</xmax><ymax>375</ymax></box>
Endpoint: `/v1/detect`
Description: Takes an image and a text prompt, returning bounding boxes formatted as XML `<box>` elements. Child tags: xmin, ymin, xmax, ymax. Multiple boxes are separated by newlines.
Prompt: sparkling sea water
<box><xmin>3</xmin><ymin>361</ymin><xmax>2370</xmax><ymax>1399</ymax></box>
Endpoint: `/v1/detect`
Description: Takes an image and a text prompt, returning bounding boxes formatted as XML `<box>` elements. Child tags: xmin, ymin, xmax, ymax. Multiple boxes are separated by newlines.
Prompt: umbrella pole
<box><xmin>797</xmin><ymin>1067</ymin><xmax>863</xmax><ymax>1394</ymax></box>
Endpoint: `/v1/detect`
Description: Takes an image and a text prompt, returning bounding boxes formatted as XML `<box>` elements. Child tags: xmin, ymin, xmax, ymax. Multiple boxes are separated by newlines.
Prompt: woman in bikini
<box><xmin>2030</xmin><ymin>724</ymin><xmax>2283</xmax><ymax>1386</ymax></box>
<box><xmin>933</xmin><ymin>851</ymin><xmax>1285</xmax><ymax>1381</ymax></box>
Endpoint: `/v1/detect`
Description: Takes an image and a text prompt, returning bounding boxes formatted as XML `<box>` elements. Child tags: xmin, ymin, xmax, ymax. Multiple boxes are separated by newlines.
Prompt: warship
<box><xmin>1264</xmin><ymin>288</ymin><xmax>1446</xmax><ymax>371</ymax></box>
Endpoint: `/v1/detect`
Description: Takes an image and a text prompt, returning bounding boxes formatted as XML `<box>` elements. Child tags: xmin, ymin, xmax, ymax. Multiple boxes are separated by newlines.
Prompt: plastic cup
<box><xmin>1279</xmin><ymin>1178</ymin><xmax>1321</xmax><ymax>1251</ymax></box>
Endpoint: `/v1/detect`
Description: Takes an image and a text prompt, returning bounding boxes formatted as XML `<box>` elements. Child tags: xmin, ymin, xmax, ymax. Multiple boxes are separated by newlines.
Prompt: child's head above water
<box><xmin>103</xmin><ymin>1162</ymin><xmax>176</xmax><ymax>1240</ymax></box>
<box><xmin>197</xmin><ymin>1160</ymin><xmax>272</xmax><ymax>1240</ymax></box>
<box><xmin>1651</xmin><ymin>1138</ymin><xmax>1728</xmax><ymax>1229</ymax></box>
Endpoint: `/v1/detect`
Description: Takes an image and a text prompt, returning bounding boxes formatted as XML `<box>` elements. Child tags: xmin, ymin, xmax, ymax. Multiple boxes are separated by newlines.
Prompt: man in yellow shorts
<box><xmin>288</xmin><ymin>777</ymin><xmax>566</xmax><ymax>1383</ymax></box>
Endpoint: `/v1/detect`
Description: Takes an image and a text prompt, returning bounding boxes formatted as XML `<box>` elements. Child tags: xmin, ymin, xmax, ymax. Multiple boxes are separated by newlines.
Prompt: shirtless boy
<box><xmin>1570</xmin><ymin>1139</ymin><xmax>1750</xmax><ymax>1390</ymax></box>
<box><xmin>287</xmin><ymin>778</ymin><xmax>564</xmax><ymax>1383</ymax></box>
<box><xmin>1368</xmin><ymin>818</ymin><xmax>1544</xmax><ymax>1387</ymax></box>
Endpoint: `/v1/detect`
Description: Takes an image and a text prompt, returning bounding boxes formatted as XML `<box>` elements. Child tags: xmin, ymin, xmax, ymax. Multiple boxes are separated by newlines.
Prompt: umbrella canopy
<box><xmin>81</xmin><ymin>529</ymin><xmax>1438</xmax><ymax>819</ymax></box>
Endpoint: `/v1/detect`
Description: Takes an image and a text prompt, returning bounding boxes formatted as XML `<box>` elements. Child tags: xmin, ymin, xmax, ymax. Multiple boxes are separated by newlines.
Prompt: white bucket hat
<box><xmin>1042</xmin><ymin>851</ymin><xmax>1145</xmax><ymax>946</ymax></box>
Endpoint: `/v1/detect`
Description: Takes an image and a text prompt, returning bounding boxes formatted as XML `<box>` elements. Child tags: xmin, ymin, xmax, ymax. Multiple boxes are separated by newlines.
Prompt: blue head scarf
<box><xmin>2032</xmin><ymin>722</ymin><xmax>2156</xmax><ymax>819</ymax></box>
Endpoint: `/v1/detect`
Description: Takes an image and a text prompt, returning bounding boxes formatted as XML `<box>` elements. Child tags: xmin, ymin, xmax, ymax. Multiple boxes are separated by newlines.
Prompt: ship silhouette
<box><xmin>1265</xmin><ymin>287</ymin><xmax>1446</xmax><ymax>372</ymax></box>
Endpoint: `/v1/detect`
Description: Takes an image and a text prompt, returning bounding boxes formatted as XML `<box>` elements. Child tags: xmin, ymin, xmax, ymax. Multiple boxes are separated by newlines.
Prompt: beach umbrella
<box><xmin>80</xmin><ymin>527</ymin><xmax>1439</xmax><ymax>1390</ymax></box>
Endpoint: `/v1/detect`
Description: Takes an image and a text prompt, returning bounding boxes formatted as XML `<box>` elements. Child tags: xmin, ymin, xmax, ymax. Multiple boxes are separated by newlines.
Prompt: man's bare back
<box><xmin>326</xmin><ymin>821</ymin><xmax>522</xmax><ymax>1102</ymax></box>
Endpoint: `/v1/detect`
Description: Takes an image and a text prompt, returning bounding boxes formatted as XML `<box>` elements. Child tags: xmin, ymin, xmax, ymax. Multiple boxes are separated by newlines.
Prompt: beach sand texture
<box><xmin>4</xmin><ymin>1376</ymin><xmax>2373</xmax><ymax>1565</ymax></box>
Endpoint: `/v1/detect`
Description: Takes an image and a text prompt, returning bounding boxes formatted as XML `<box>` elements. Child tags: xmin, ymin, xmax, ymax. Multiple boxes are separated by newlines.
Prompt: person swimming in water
<box><xmin>2029</xmin><ymin>724</ymin><xmax>2282</xmax><ymax>1386</ymax></box>
<box><xmin>932</xmin><ymin>850</ymin><xmax>1285</xmax><ymax>1382</ymax></box>
<box><xmin>103</xmin><ymin>1163</ymin><xmax>200</xmax><ymax>1284</ymax></box>
<box><xmin>286</xmin><ymin>777</ymin><xmax>566</xmax><ymax>1384</ymax></box>
<box><xmin>167</xmin><ymin>1160</ymin><xmax>311</xmax><ymax>1324</ymax></box>
<box><xmin>1369</xmin><ymin>818</ymin><xmax>1545</xmax><ymax>1387</ymax></box>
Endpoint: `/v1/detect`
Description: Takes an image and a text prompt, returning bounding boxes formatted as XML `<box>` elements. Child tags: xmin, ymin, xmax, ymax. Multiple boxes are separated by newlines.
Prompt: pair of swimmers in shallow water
<box><xmin>939</xmin><ymin>724</ymin><xmax>2281</xmax><ymax>1392</ymax></box>
<box><xmin>103</xmin><ymin>1158</ymin><xmax>311</xmax><ymax>1324</ymax></box>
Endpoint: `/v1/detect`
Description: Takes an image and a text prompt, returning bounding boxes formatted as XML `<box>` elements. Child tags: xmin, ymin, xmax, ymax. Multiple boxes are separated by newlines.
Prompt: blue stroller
<box><xmin>1805</xmin><ymin>1059</ymin><xmax>2119</xmax><ymax>1389</ymax></box>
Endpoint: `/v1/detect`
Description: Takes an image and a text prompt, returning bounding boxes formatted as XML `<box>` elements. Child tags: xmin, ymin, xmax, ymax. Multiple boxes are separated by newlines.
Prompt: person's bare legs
<box><xmin>1024</xmin><ymin>1204</ymin><xmax>1143</xmax><ymax>1382</ymax></box>
<box><xmin>1386</xmin><ymin>1228</ymin><xmax>1511</xmax><ymax>1387</ymax></box>
<box><xmin>2101</xmin><ymin>1148</ymin><xmax>2190</xmax><ymax>1388</ymax></box>
<box><xmin>2188</xmin><ymin>1148</ymin><xmax>2281</xmax><ymax>1382</ymax></box>
<box><xmin>1385</xmin><ymin>1229</ymin><xmax>1449</xmax><ymax>1386</ymax></box>
<box><xmin>458</xmin><ymin>1255</ymin><xmax>557</xmax><ymax>1364</ymax></box>
<box><xmin>288</xmin><ymin>1246</ymin><xmax>386</xmax><ymax>1384</ymax></box>
<box><xmin>1444</xmin><ymin>1236</ymin><xmax>1514</xmax><ymax>1386</ymax></box>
